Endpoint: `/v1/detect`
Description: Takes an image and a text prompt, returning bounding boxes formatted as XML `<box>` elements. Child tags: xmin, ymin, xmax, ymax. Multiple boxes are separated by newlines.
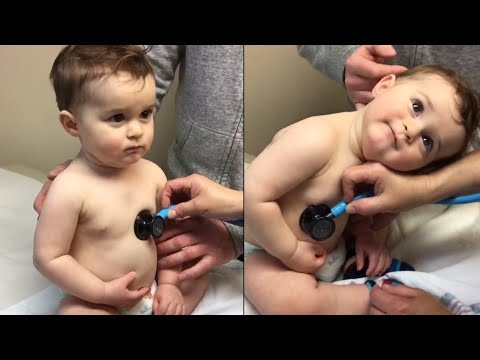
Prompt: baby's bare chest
<box><xmin>78</xmin><ymin>175</ymin><xmax>159</xmax><ymax>239</ymax></box>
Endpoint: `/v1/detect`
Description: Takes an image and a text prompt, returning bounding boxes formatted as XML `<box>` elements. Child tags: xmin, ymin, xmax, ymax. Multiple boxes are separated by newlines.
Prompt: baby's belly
<box><xmin>71</xmin><ymin>234</ymin><xmax>157</xmax><ymax>290</ymax></box>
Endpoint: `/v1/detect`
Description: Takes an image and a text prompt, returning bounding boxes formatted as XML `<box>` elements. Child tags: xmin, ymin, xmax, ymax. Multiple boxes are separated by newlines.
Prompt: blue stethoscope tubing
<box><xmin>332</xmin><ymin>191</ymin><xmax>480</xmax><ymax>218</ymax></box>
<box><xmin>157</xmin><ymin>205</ymin><xmax>243</xmax><ymax>227</ymax></box>
<box><xmin>434</xmin><ymin>193</ymin><xmax>480</xmax><ymax>205</ymax></box>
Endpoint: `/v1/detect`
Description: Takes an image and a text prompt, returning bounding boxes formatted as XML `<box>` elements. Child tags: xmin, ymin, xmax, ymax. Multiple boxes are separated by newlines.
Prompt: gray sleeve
<box><xmin>145</xmin><ymin>45</ymin><xmax>186</xmax><ymax>109</ymax></box>
<box><xmin>297</xmin><ymin>45</ymin><xmax>360</xmax><ymax>85</ymax></box>
<box><xmin>223</xmin><ymin>222</ymin><xmax>243</xmax><ymax>258</ymax></box>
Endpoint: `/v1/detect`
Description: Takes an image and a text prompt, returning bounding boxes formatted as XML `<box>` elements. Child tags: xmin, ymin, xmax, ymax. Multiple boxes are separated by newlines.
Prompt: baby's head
<box><xmin>361</xmin><ymin>64</ymin><xmax>480</xmax><ymax>172</ymax></box>
<box><xmin>50</xmin><ymin>45</ymin><xmax>156</xmax><ymax>168</ymax></box>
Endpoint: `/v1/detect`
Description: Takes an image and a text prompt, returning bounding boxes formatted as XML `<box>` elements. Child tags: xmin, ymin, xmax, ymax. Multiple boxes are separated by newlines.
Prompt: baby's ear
<box><xmin>372</xmin><ymin>74</ymin><xmax>396</xmax><ymax>97</ymax></box>
<box><xmin>59</xmin><ymin>110</ymin><xmax>79</xmax><ymax>137</ymax></box>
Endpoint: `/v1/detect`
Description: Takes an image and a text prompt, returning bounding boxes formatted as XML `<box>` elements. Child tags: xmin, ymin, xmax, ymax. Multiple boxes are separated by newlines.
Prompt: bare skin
<box><xmin>34</xmin><ymin>69</ymin><xmax>208</xmax><ymax>315</ymax></box>
<box><xmin>245</xmin><ymin>73</ymin><xmax>466</xmax><ymax>314</ymax></box>
<box><xmin>245</xmin><ymin>114</ymin><xmax>375</xmax><ymax>314</ymax></box>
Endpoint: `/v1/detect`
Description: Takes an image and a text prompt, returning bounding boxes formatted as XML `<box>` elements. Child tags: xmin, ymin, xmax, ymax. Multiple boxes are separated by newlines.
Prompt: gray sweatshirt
<box><xmin>298</xmin><ymin>45</ymin><xmax>480</xmax><ymax>91</ymax></box>
<box><xmin>147</xmin><ymin>45</ymin><xmax>244</xmax><ymax>257</ymax></box>
<box><xmin>298</xmin><ymin>45</ymin><xmax>480</xmax><ymax>149</ymax></box>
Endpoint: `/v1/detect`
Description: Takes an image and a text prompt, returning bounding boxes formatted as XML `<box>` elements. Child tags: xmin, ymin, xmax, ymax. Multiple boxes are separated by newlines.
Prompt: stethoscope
<box><xmin>300</xmin><ymin>190</ymin><xmax>480</xmax><ymax>242</ymax></box>
<box><xmin>134</xmin><ymin>205</ymin><xmax>244</xmax><ymax>240</ymax></box>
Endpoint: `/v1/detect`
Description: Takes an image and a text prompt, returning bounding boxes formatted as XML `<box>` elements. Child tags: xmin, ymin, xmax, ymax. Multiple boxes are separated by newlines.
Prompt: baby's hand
<box><xmin>281</xmin><ymin>241</ymin><xmax>326</xmax><ymax>274</ymax></box>
<box><xmin>355</xmin><ymin>231</ymin><xmax>392</xmax><ymax>277</ymax></box>
<box><xmin>153</xmin><ymin>284</ymin><xmax>185</xmax><ymax>315</ymax></box>
<box><xmin>102</xmin><ymin>272</ymin><xmax>150</xmax><ymax>309</ymax></box>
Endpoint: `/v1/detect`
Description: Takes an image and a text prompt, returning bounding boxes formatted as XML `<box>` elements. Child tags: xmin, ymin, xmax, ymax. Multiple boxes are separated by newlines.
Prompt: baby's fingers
<box><xmin>132</xmin><ymin>286</ymin><xmax>150</xmax><ymax>300</ymax></box>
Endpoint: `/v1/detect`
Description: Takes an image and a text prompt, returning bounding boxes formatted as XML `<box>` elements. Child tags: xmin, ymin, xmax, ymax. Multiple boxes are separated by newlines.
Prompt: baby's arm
<box><xmin>245</xmin><ymin>118</ymin><xmax>336</xmax><ymax>274</ymax></box>
<box><xmin>33</xmin><ymin>177</ymin><xmax>147</xmax><ymax>308</ymax></box>
<box><xmin>154</xmin><ymin>264</ymin><xmax>185</xmax><ymax>315</ymax></box>
<box><xmin>148</xmin><ymin>162</ymin><xmax>185</xmax><ymax>315</ymax></box>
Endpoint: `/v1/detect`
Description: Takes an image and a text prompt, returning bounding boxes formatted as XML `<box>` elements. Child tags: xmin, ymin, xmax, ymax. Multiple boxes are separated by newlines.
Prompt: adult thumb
<box><xmin>390</xmin><ymin>64</ymin><xmax>409</xmax><ymax>75</ymax></box>
<box><xmin>370</xmin><ymin>45</ymin><xmax>397</xmax><ymax>59</ymax></box>
<box><xmin>169</xmin><ymin>201</ymin><xmax>200</xmax><ymax>219</ymax></box>
<box><xmin>347</xmin><ymin>197</ymin><xmax>383</xmax><ymax>216</ymax></box>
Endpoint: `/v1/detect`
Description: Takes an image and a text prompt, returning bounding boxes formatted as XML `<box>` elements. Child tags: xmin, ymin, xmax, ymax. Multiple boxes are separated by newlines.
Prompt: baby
<box><xmin>245</xmin><ymin>65</ymin><xmax>480</xmax><ymax>314</ymax></box>
<box><xmin>33</xmin><ymin>45</ymin><xmax>208</xmax><ymax>315</ymax></box>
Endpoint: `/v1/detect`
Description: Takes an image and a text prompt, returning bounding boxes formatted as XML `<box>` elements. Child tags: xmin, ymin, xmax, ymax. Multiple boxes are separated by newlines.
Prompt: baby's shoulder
<box><xmin>136</xmin><ymin>158</ymin><xmax>165</xmax><ymax>173</ymax></box>
<box><xmin>135</xmin><ymin>159</ymin><xmax>167</xmax><ymax>182</ymax></box>
<box><xmin>52</xmin><ymin>164</ymin><xmax>84</xmax><ymax>185</ymax></box>
<box><xmin>274</xmin><ymin>115</ymin><xmax>337</xmax><ymax>144</ymax></box>
<box><xmin>44</xmin><ymin>166</ymin><xmax>86</xmax><ymax>202</ymax></box>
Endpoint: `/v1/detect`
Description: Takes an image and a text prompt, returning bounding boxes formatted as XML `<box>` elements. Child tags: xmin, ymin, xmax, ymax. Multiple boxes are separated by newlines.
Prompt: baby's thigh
<box><xmin>180</xmin><ymin>273</ymin><xmax>210</xmax><ymax>314</ymax></box>
<box><xmin>57</xmin><ymin>295</ymin><xmax>119</xmax><ymax>315</ymax></box>
<box><xmin>245</xmin><ymin>252</ymin><xmax>319</xmax><ymax>314</ymax></box>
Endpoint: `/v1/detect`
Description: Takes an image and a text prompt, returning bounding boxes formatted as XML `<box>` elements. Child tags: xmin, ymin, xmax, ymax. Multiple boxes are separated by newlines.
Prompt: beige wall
<box><xmin>245</xmin><ymin>45</ymin><xmax>351</xmax><ymax>156</ymax></box>
<box><xmin>0</xmin><ymin>45</ymin><xmax>177</xmax><ymax>178</ymax></box>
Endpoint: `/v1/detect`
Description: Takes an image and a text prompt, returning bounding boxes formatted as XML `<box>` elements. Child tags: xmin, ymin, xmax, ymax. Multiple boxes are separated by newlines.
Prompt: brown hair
<box><xmin>50</xmin><ymin>45</ymin><xmax>154</xmax><ymax>112</ymax></box>
<box><xmin>397</xmin><ymin>64</ymin><xmax>480</xmax><ymax>173</ymax></box>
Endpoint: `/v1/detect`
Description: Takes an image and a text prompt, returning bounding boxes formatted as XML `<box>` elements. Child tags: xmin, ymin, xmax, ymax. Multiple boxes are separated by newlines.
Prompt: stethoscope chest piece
<box><xmin>134</xmin><ymin>210</ymin><xmax>156</xmax><ymax>240</ymax></box>
<box><xmin>134</xmin><ymin>207</ymin><xmax>171</xmax><ymax>241</ymax></box>
<box><xmin>299</xmin><ymin>204</ymin><xmax>335</xmax><ymax>241</ymax></box>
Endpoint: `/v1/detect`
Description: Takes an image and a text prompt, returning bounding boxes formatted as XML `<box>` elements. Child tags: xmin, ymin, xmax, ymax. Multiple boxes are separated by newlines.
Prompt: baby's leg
<box><xmin>179</xmin><ymin>273</ymin><xmax>210</xmax><ymax>314</ymax></box>
<box><xmin>57</xmin><ymin>295</ymin><xmax>119</xmax><ymax>315</ymax></box>
<box><xmin>245</xmin><ymin>252</ymin><xmax>369</xmax><ymax>315</ymax></box>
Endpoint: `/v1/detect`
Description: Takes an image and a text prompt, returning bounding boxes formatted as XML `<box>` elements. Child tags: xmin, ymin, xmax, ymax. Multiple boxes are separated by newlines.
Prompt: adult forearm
<box><xmin>34</xmin><ymin>255</ymin><xmax>105</xmax><ymax>304</ymax></box>
<box><xmin>425</xmin><ymin>150</ymin><xmax>480</xmax><ymax>201</ymax></box>
<box><xmin>246</xmin><ymin>201</ymin><xmax>298</xmax><ymax>261</ymax></box>
<box><xmin>227</xmin><ymin>190</ymin><xmax>244</xmax><ymax>220</ymax></box>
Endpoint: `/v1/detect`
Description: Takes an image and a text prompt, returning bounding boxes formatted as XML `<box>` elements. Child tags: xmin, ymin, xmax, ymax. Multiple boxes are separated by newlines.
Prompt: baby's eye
<box><xmin>422</xmin><ymin>135</ymin><xmax>433</xmax><ymax>153</ymax></box>
<box><xmin>140</xmin><ymin>110</ymin><xmax>153</xmax><ymax>119</ymax></box>
<box><xmin>412</xmin><ymin>99</ymin><xmax>424</xmax><ymax>115</ymax></box>
<box><xmin>111</xmin><ymin>114</ymin><xmax>125</xmax><ymax>123</ymax></box>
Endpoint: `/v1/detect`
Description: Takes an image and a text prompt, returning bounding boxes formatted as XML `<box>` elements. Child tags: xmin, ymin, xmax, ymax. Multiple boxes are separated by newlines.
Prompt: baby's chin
<box><xmin>94</xmin><ymin>156</ymin><xmax>143</xmax><ymax>169</ymax></box>
<box><xmin>363</xmin><ymin>153</ymin><xmax>421</xmax><ymax>172</ymax></box>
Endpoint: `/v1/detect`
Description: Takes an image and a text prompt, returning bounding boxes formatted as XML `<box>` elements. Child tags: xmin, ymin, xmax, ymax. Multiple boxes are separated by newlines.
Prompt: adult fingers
<box><xmin>156</xmin><ymin>233</ymin><xmax>198</xmax><ymax>256</ymax></box>
<box><xmin>158</xmin><ymin>244</ymin><xmax>208</xmax><ymax>269</ymax></box>
<box><xmin>160</xmin><ymin>177</ymin><xmax>192</xmax><ymax>208</ymax></box>
<box><xmin>33</xmin><ymin>180</ymin><xmax>52</xmax><ymax>215</ymax></box>
<box><xmin>178</xmin><ymin>255</ymin><xmax>215</xmax><ymax>281</ymax></box>
<box><xmin>47</xmin><ymin>159</ymin><xmax>72</xmax><ymax>180</ymax></box>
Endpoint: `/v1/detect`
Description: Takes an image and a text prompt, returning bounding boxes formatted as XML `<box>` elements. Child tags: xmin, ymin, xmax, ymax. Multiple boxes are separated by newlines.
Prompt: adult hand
<box><xmin>156</xmin><ymin>217</ymin><xmax>235</xmax><ymax>281</ymax></box>
<box><xmin>369</xmin><ymin>283</ymin><xmax>452</xmax><ymax>315</ymax></box>
<box><xmin>345</xmin><ymin>45</ymin><xmax>407</xmax><ymax>108</ymax></box>
<box><xmin>33</xmin><ymin>159</ymin><xmax>72</xmax><ymax>215</ymax></box>
<box><xmin>342</xmin><ymin>162</ymin><xmax>428</xmax><ymax>216</ymax></box>
<box><xmin>161</xmin><ymin>174</ymin><xmax>243</xmax><ymax>221</ymax></box>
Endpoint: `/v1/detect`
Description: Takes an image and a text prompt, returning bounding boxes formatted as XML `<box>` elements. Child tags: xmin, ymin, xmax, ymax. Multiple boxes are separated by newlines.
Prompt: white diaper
<box><xmin>119</xmin><ymin>281</ymin><xmax>157</xmax><ymax>316</ymax></box>
<box><xmin>314</xmin><ymin>238</ymin><xmax>346</xmax><ymax>283</ymax></box>
<box><xmin>245</xmin><ymin>239</ymin><xmax>346</xmax><ymax>283</ymax></box>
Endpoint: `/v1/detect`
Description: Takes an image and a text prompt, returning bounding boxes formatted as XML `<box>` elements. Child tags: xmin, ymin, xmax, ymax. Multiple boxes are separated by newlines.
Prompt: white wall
<box><xmin>0</xmin><ymin>45</ymin><xmax>177</xmax><ymax>178</ymax></box>
<box><xmin>245</xmin><ymin>45</ymin><xmax>351</xmax><ymax>156</ymax></box>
